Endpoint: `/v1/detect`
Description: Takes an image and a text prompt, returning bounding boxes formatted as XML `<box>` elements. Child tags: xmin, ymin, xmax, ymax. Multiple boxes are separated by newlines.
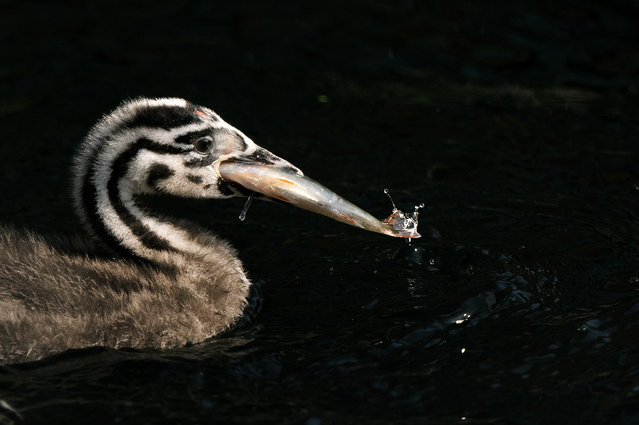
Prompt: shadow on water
<box><xmin>2</xmin><ymin>0</ymin><xmax>639</xmax><ymax>424</ymax></box>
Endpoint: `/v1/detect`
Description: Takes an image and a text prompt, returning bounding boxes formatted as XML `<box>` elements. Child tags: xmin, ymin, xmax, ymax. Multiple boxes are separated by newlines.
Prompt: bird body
<box><xmin>0</xmin><ymin>223</ymin><xmax>248</xmax><ymax>363</ymax></box>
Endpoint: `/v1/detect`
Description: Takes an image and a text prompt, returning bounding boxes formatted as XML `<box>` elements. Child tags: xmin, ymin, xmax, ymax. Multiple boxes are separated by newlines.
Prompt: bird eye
<box><xmin>194</xmin><ymin>137</ymin><xmax>213</xmax><ymax>154</ymax></box>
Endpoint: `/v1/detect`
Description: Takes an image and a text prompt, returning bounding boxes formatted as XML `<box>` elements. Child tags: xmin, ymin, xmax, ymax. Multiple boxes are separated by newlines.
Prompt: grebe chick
<box><xmin>0</xmin><ymin>98</ymin><xmax>408</xmax><ymax>364</ymax></box>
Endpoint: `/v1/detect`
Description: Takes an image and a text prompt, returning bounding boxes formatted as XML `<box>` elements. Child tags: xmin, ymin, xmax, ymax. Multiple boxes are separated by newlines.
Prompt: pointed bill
<box><xmin>218</xmin><ymin>159</ymin><xmax>420</xmax><ymax>238</ymax></box>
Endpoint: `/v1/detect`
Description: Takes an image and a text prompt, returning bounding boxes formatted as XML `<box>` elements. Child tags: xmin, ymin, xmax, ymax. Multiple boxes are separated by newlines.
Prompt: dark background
<box><xmin>2</xmin><ymin>1</ymin><xmax>639</xmax><ymax>424</ymax></box>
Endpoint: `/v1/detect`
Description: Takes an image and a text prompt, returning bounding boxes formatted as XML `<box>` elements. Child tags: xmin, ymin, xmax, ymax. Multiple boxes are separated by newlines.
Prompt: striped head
<box><xmin>73</xmin><ymin>98</ymin><xmax>297</xmax><ymax>200</ymax></box>
<box><xmin>72</xmin><ymin>97</ymin><xmax>299</xmax><ymax>256</ymax></box>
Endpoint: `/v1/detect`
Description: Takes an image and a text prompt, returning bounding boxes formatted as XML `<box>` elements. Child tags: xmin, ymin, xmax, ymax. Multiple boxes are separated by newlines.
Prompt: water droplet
<box><xmin>383</xmin><ymin>188</ymin><xmax>397</xmax><ymax>210</ymax></box>
<box><xmin>238</xmin><ymin>196</ymin><xmax>253</xmax><ymax>221</ymax></box>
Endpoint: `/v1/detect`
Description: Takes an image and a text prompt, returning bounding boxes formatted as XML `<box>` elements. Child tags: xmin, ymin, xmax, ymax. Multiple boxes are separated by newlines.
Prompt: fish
<box><xmin>218</xmin><ymin>161</ymin><xmax>421</xmax><ymax>239</ymax></box>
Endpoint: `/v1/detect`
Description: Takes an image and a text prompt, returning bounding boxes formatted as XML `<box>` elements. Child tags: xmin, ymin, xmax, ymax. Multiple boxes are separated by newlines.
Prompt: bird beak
<box><xmin>218</xmin><ymin>149</ymin><xmax>420</xmax><ymax>239</ymax></box>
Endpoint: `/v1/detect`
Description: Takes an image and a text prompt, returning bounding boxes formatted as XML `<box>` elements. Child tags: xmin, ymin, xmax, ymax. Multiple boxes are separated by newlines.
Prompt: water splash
<box><xmin>382</xmin><ymin>189</ymin><xmax>423</xmax><ymax>240</ymax></box>
<box><xmin>383</xmin><ymin>188</ymin><xmax>397</xmax><ymax>210</ymax></box>
<box><xmin>238</xmin><ymin>196</ymin><xmax>253</xmax><ymax>221</ymax></box>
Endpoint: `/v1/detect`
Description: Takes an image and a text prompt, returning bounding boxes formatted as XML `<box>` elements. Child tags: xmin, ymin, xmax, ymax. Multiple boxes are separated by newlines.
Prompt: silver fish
<box><xmin>218</xmin><ymin>160</ymin><xmax>421</xmax><ymax>239</ymax></box>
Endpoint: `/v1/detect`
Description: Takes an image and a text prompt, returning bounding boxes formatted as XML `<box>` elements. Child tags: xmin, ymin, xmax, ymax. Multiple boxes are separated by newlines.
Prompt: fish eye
<box><xmin>194</xmin><ymin>137</ymin><xmax>213</xmax><ymax>154</ymax></box>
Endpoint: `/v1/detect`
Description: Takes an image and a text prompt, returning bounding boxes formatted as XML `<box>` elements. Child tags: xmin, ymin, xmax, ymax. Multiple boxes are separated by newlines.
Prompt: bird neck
<box><xmin>75</xmin><ymin>141</ymin><xmax>205</xmax><ymax>264</ymax></box>
<box><xmin>104</xmin><ymin>179</ymin><xmax>206</xmax><ymax>262</ymax></box>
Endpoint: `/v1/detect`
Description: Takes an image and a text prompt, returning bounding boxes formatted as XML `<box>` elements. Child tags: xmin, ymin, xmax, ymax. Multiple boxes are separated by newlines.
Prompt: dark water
<box><xmin>2</xmin><ymin>1</ymin><xmax>639</xmax><ymax>424</ymax></box>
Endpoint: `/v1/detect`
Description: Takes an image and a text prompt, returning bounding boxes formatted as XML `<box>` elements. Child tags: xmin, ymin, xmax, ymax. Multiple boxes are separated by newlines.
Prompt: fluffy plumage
<box><xmin>0</xmin><ymin>225</ymin><xmax>248</xmax><ymax>364</ymax></box>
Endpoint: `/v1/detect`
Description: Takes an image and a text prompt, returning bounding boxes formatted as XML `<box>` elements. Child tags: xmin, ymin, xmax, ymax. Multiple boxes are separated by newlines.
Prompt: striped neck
<box><xmin>76</xmin><ymin>136</ymin><xmax>198</xmax><ymax>262</ymax></box>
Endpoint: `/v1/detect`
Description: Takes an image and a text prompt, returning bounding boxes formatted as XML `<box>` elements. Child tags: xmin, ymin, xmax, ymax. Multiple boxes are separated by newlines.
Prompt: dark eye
<box><xmin>194</xmin><ymin>137</ymin><xmax>213</xmax><ymax>154</ymax></box>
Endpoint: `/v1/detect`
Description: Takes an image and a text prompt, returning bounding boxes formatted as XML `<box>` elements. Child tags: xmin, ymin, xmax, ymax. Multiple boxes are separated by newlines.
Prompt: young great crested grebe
<box><xmin>0</xmin><ymin>98</ymin><xmax>418</xmax><ymax>364</ymax></box>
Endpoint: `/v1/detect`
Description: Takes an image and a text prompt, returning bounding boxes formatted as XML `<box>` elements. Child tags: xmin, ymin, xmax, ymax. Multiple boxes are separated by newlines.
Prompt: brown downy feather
<box><xmin>0</xmin><ymin>224</ymin><xmax>249</xmax><ymax>364</ymax></box>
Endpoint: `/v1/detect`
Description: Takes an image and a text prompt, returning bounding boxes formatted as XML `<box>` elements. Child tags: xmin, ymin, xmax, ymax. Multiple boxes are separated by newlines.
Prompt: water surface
<box><xmin>2</xmin><ymin>1</ymin><xmax>639</xmax><ymax>424</ymax></box>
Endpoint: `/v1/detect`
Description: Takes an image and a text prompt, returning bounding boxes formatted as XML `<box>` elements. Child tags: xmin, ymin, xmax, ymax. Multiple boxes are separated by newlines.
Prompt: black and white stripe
<box><xmin>72</xmin><ymin>97</ymin><xmax>260</xmax><ymax>260</ymax></box>
<box><xmin>118</xmin><ymin>105</ymin><xmax>199</xmax><ymax>131</ymax></box>
<box><xmin>78</xmin><ymin>137</ymin><xmax>190</xmax><ymax>256</ymax></box>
